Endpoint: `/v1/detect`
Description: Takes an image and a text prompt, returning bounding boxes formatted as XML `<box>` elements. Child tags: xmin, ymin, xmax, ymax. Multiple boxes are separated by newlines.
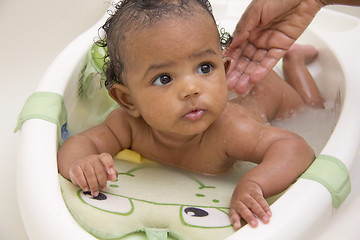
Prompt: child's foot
<box><xmin>283</xmin><ymin>44</ymin><xmax>318</xmax><ymax>65</ymax></box>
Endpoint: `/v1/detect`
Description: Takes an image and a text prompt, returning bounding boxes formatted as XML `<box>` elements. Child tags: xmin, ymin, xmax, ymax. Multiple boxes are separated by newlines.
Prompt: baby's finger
<box><xmin>232</xmin><ymin>201</ymin><xmax>258</xmax><ymax>228</ymax></box>
<box><xmin>229</xmin><ymin>208</ymin><xmax>242</xmax><ymax>230</ymax></box>
<box><xmin>83</xmin><ymin>162</ymin><xmax>100</xmax><ymax>197</ymax></box>
<box><xmin>69</xmin><ymin>165</ymin><xmax>89</xmax><ymax>192</ymax></box>
<box><xmin>248</xmin><ymin>199</ymin><xmax>270</xmax><ymax>224</ymax></box>
<box><xmin>99</xmin><ymin>153</ymin><xmax>118</xmax><ymax>181</ymax></box>
<box><xmin>91</xmin><ymin>158</ymin><xmax>108</xmax><ymax>191</ymax></box>
<box><xmin>253</xmin><ymin>193</ymin><xmax>272</xmax><ymax>220</ymax></box>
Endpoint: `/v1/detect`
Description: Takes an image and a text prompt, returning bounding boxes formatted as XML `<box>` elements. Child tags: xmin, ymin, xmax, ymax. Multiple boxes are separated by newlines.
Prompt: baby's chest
<box><xmin>144</xmin><ymin>147</ymin><xmax>233</xmax><ymax>175</ymax></box>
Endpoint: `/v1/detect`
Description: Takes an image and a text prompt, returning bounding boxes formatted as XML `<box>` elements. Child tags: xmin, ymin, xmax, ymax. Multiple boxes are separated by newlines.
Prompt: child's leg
<box><xmin>282</xmin><ymin>44</ymin><xmax>324</xmax><ymax>108</ymax></box>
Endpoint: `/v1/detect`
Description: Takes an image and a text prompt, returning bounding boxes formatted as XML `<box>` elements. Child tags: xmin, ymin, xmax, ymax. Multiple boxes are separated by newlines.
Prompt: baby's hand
<box><xmin>230</xmin><ymin>180</ymin><xmax>272</xmax><ymax>229</ymax></box>
<box><xmin>68</xmin><ymin>153</ymin><xmax>118</xmax><ymax>197</ymax></box>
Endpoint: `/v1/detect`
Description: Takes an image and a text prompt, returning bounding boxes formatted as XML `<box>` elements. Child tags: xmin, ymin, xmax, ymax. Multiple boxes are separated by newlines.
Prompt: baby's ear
<box><xmin>108</xmin><ymin>84</ymin><xmax>140</xmax><ymax>118</ymax></box>
<box><xmin>223</xmin><ymin>56</ymin><xmax>231</xmax><ymax>74</ymax></box>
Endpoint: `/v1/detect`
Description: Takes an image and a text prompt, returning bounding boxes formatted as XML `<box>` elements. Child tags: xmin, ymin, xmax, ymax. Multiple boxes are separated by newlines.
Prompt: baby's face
<box><xmin>122</xmin><ymin>13</ymin><xmax>229</xmax><ymax>136</ymax></box>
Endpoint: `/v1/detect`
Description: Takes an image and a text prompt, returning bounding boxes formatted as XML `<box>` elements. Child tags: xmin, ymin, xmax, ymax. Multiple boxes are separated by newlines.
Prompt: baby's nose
<box><xmin>180</xmin><ymin>79</ymin><xmax>201</xmax><ymax>99</ymax></box>
<box><xmin>181</xmin><ymin>83</ymin><xmax>200</xmax><ymax>99</ymax></box>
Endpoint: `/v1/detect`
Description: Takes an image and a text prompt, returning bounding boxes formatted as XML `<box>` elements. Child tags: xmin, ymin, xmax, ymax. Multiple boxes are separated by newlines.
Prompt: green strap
<box><xmin>144</xmin><ymin>228</ymin><xmax>169</xmax><ymax>240</ymax></box>
<box><xmin>14</xmin><ymin>92</ymin><xmax>68</xmax><ymax>145</ymax></box>
<box><xmin>300</xmin><ymin>154</ymin><xmax>351</xmax><ymax>208</ymax></box>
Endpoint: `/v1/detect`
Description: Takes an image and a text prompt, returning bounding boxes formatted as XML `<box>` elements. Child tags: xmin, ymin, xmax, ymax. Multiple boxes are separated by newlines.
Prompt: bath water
<box><xmin>271</xmin><ymin>101</ymin><xmax>339</xmax><ymax>155</ymax></box>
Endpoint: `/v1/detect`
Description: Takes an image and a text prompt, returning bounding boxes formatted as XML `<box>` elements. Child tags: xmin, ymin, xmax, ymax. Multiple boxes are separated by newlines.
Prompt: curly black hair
<box><xmin>97</xmin><ymin>0</ymin><xmax>232</xmax><ymax>89</ymax></box>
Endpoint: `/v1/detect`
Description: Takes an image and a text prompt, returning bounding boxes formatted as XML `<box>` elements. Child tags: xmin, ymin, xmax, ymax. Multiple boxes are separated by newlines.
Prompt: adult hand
<box><xmin>226</xmin><ymin>0</ymin><xmax>324</xmax><ymax>94</ymax></box>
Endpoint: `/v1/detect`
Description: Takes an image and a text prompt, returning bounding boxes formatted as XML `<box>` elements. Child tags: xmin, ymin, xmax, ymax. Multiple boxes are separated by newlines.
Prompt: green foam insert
<box><xmin>14</xmin><ymin>92</ymin><xmax>68</xmax><ymax>144</ymax></box>
<box><xmin>301</xmin><ymin>154</ymin><xmax>351</xmax><ymax>208</ymax></box>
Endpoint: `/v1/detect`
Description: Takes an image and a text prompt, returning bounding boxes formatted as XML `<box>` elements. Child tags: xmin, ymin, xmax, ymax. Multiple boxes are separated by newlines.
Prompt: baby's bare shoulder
<box><xmin>217</xmin><ymin>103</ymin><xmax>261</xmax><ymax>130</ymax></box>
<box><xmin>102</xmin><ymin>108</ymin><xmax>137</xmax><ymax>149</ymax></box>
<box><xmin>104</xmin><ymin>108</ymin><xmax>130</xmax><ymax>129</ymax></box>
<box><xmin>213</xmin><ymin>103</ymin><xmax>266</xmax><ymax>160</ymax></box>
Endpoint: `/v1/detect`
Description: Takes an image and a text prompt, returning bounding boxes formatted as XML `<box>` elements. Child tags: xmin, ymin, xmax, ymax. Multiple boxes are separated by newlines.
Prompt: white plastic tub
<box><xmin>16</xmin><ymin>1</ymin><xmax>360</xmax><ymax>239</ymax></box>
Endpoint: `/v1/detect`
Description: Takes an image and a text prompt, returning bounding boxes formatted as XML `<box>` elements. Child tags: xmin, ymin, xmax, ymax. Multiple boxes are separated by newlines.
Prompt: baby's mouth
<box><xmin>183</xmin><ymin>109</ymin><xmax>205</xmax><ymax>121</ymax></box>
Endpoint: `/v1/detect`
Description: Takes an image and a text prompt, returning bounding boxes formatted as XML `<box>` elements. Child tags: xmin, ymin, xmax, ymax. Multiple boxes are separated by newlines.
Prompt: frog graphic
<box><xmin>60</xmin><ymin>150</ymin><xmax>254</xmax><ymax>240</ymax></box>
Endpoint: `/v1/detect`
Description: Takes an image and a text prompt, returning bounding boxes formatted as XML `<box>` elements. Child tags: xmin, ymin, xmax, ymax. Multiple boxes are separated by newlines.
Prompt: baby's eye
<box><xmin>197</xmin><ymin>63</ymin><xmax>213</xmax><ymax>75</ymax></box>
<box><xmin>153</xmin><ymin>74</ymin><xmax>172</xmax><ymax>86</ymax></box>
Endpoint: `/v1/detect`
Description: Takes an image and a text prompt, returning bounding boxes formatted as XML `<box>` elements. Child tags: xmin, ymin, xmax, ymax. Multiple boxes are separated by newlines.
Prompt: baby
<box><xmin>58</xmin><ymin>0</ymin><xmax>323</xmax><ymax>230</ymax></box>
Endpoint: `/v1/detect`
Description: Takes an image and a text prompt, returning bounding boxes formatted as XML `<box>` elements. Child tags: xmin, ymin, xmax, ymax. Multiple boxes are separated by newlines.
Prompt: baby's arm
<box><xmin>57</xmin><ymin>109</ymin><xmax>131</xmax><ymax>196</ymax></box>
<box><xmin>227</xmin><ymin>123</ymin><xmax>314</xmax><ymax>229</ymax></box>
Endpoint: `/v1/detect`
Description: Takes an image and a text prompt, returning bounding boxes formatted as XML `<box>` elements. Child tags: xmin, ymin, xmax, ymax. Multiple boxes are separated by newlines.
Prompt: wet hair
<box><xmin>97</xmin><ymin>0</ymin><xmax>232</xmax><ymax>89</ymax></box>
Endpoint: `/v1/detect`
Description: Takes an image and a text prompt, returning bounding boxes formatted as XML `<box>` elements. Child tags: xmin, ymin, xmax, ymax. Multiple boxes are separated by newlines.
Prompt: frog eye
<box><xmin>80</xmin><ymin>191</ymin><xmax>133</xmax><ymax>215</ymax></box>
<box><xmin>180</xmin><ymin>206</ymin><xmax>231</xmax><ymax>228</ymax></box>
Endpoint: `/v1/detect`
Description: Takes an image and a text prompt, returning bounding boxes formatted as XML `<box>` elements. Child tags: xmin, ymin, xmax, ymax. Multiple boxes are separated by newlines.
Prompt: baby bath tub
<box><xmin>16</xmin><ymin>1</ymin><xmax>360</xmax><ymax>239</ymax></box>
